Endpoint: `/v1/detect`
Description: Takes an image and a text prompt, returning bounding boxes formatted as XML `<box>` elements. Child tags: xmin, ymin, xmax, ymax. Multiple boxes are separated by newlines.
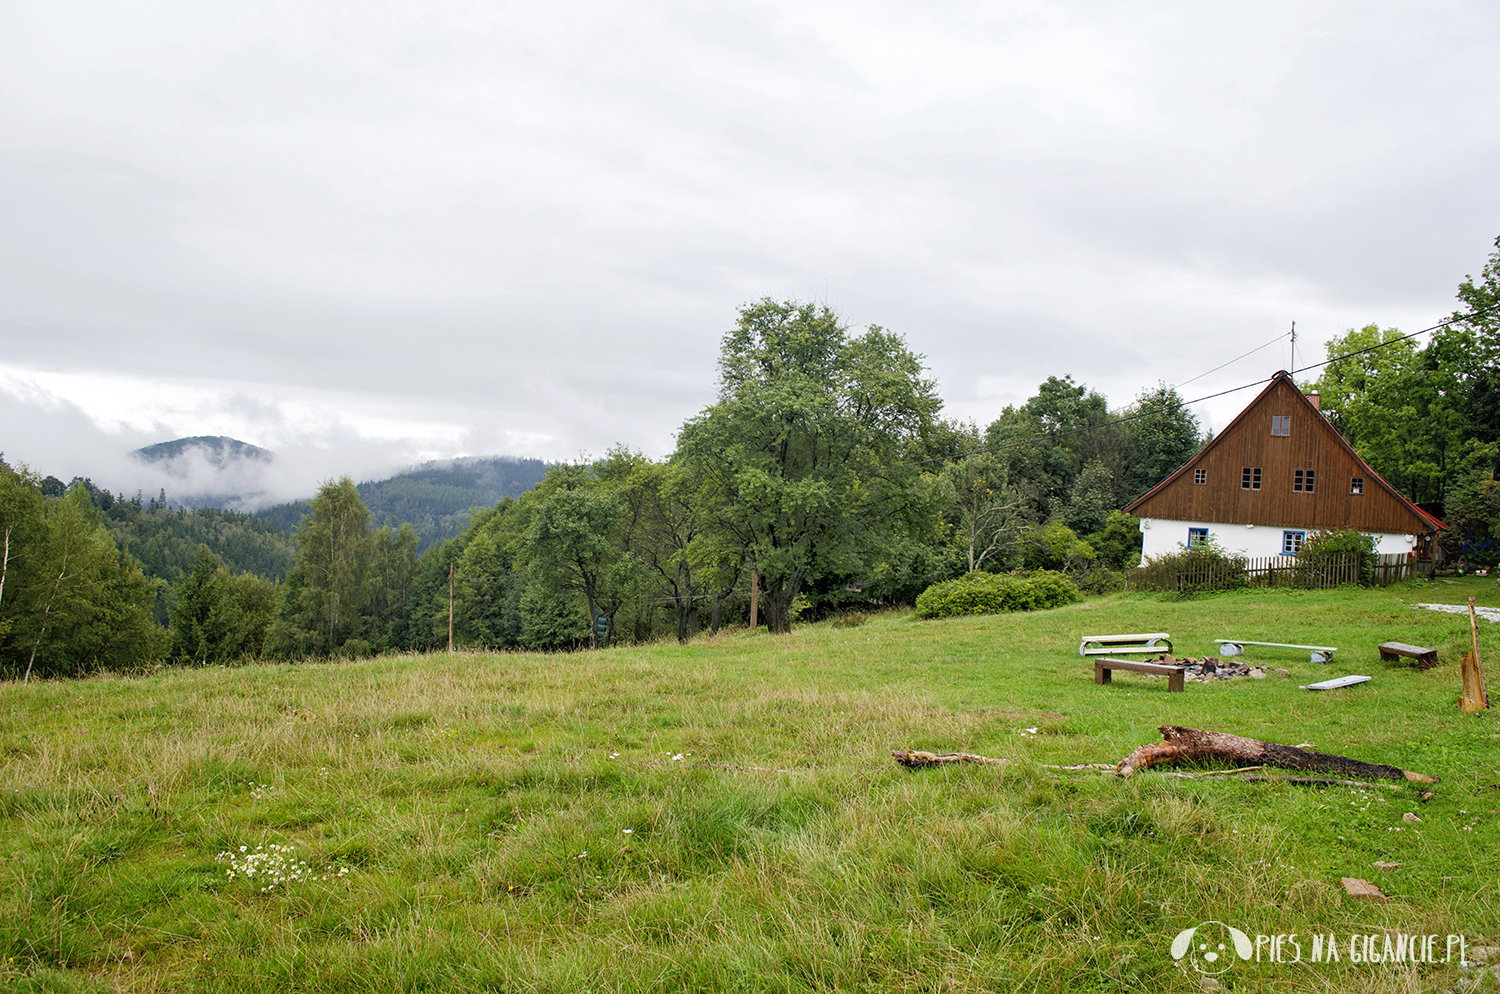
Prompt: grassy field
<box><xmin>1</xmin><ymin>578</ymin><xmax>1497</xmax><ymax>993</ymax></box>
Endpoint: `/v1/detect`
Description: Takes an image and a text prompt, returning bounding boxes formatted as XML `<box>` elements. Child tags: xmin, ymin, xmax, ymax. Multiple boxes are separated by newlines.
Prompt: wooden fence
<box><xmin>1126</xmin><ymin>551</ymin><xmax>1413</xmax><ymax>593</ymax></box>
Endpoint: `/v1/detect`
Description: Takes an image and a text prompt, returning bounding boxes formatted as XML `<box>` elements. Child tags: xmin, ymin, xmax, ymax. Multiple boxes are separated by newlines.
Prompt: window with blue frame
<box><xmin>1188</xmin><ymin>528</ymin><xmax>1209</xmax><ymax>548</ymax></box>
<box><xmin>1282</xmin><ymin>530</ymin><xmax>1306</xmax><ymax>555</ymax></box>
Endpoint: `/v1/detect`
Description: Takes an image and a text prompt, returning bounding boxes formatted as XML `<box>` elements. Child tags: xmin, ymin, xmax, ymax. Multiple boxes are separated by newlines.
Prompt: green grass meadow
<box><xmin>2</xmin><ymin>579</ymin><xmax>1498</xmax><ymax>993</ymax></box>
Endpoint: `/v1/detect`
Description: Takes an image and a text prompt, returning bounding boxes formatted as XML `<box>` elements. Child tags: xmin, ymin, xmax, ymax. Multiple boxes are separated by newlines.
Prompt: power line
<box><xmin>923</xmin><ymin>303</ymin><xmax>1500</xmax><ymax>467</ymax></box>
<box><xmin>1172</xmin><ymin>329</ymin><xmax>1288</xmax><ymax>390</ymax></box>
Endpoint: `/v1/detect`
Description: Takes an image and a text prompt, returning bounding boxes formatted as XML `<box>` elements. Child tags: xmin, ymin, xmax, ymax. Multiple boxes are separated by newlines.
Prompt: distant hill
<box><xmin>257</xmin><ymin>455</ymin><xmax>549</xmax><ymax>552</ymax></box>
<box><xmin>129</xmin><ymin>435</ymin><xmax>278</xmax><ymax>509</ymax></box>
<box><xmin>133</xmin><ymin>436</ymin><xmax>274</xmax><ymax>468</ymax></box>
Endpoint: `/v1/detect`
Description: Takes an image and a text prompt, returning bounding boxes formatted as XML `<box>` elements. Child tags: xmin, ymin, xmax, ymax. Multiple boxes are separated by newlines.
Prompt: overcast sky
<box><xmin>2</xmin><ymin>1</ymin><xmax>1498</xmax><ymax>503</ymax></box>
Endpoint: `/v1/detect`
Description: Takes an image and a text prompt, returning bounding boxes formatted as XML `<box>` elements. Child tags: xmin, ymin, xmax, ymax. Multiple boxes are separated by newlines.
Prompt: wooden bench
<box><xmin>1094</xmin><ymin>657</ymin><xmax>1186</xmax><ymax>692</ymax></box>
<box><xmin>1078</xmin><ymin>632</ymin><xmax>1172</xmax><ymax>657</ymax></box>
<box><xmin>1378</xmin><ymin>642</ymin><xmax>1438</xmax><ymax>668</ymax></box>
<box><xmin>1215</xmin><ymin>639</ymin><xmax>1336</xmax><ymax>663</ymax></box>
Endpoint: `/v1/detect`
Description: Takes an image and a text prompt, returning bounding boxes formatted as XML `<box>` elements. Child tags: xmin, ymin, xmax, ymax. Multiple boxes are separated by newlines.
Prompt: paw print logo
<box><xmin>1170</xmin><ymin>921</ymin><xmax>1253</xmax><ymax>975</ymax></box>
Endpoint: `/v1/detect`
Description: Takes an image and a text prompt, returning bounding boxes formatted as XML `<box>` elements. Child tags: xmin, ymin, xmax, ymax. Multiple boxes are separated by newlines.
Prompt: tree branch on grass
<box><xmin>1116</xmin><ymin>726</ymin><xmax>1438</xmax><ymax>783</ymax></box>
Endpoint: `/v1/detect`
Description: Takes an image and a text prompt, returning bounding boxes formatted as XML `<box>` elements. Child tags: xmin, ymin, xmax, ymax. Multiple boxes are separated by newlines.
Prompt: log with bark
<box><xmin>1116</xmin><ymin>726</ymin><xmax>1438</xmax><ymax>784</ymax></box>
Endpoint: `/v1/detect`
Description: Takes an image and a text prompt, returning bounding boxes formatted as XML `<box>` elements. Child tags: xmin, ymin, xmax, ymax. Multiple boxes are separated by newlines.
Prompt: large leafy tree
<box><xmin>1446</xmin><ymin>235</ymin><xmax>1500</xmax><ymax>477</ymax></box>
<box><xmin>1118</xmin><ymin>384</ymin><xmax>1201</xmax><ymax>502</ymax></box>
<box><xmin>676</xmin><ymin>299</ymin><xmax>942</xmax><ymax>633</ymax></box>
<box><xmin>270</xmin><ymin>477</ymin><xmax>373</xmax><ymax>657</ymax></box>
<box><xmin>941</xmin><ymin>452</ymin><xmax>1031</xmax><ymax>573</ymax></box>
<box><xmin>169</xmin><ymin>545</ymin><xmax>276</xmax><ymax>664</ymax></box>
<box><xmin>1313</xmin><ymin>324</ymin><xmax>1479</xmax><ymax>504</ymax></box>
<box><xmin>0</xmin><ymin>473</ymin><xmax>163</xmax><ymax>679</ymax></box>
<box><xmin>983</xmin><ymin>376</ymin><xmax>1112</xmax><ymax>517</ymax></box>
<box><xmin>522</xmin><ymin>459</ymin><xmax>648</xmax><ymax>647</ymax></box>
<box><xmin>624</xmin><ymin>457</ymin><xmax>744</xmax><ymax>641</ymax></box>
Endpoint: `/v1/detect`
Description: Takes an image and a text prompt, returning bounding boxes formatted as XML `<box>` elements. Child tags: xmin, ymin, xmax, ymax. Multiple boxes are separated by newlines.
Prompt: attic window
<box><xmin>1271</xmin><ymin>415</ymin><xmax>1291</xmax><ymax>436</ymax></box>
<box><xmin>1241</xmin><ymin>467</ymin><xmax>1261</xmax><ymax>490</ymax></box>
<box><xmin>1294</xmin><ymin>469</ymin><xmax>1316</xmax><ymax>493</ymax></box>
<box><xmin>1351</xmin><ymin>477</ymin><xmax>1364</xmax><ymax>494</ymax></box>
<box><xmin>1194</xmin><ymin>468</ymin><xmax>1206</xmax><ymax>485</ymax></box>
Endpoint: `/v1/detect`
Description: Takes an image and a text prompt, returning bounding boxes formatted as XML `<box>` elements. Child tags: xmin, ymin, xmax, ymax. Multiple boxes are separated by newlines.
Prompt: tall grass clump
<box><xmin>913</xmin><ymin>570</ymin><xmax>1080</xmax><ymax>619</ymax></box>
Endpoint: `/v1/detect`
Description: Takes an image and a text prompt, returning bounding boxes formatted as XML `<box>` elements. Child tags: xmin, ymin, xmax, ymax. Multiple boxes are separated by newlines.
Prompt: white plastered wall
<box><xmin>1136</xmin><ymin>518</ymin><xmax>1418</xmax><ymax>564</ymax></box>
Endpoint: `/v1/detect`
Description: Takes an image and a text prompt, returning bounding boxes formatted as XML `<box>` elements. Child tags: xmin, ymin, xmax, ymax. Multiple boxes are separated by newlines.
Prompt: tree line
<box><xmin>1311</xmin><ymin>235</ymin><xmax>1500</xmax><ymax>566</ymax></box>
<box><xmin>0</xmin><ymin>301</ymin><xmax>1192</xmax><ymax>675</ymax></box>
<box><xmin>6</xmin><ymin>236</ymin><xmax>1497</xmax><ymax>676</ymax></box>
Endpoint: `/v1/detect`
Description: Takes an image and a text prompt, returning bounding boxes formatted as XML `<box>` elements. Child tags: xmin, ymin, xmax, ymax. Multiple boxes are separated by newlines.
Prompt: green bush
<box><xmin>1074</xmin><ymin>566</ymin><xmax>1125</xmax><ymax>595</ymax></box>
<box><xmin>1021</xmin><ymin>523</ymin><xmax>1096</xmax><ymax>572</ymax></box>
<box><xmin>1298</xmin><ymin>528</ymin><xmax>1378</xmax><ymax>585</ymax></box>
<box><xmin>1085</xmin><ymin>511</ymin><xmax>1144</xmax><ymax>570</ymax></box>
<box><xmin>913</xmin><ymin>570</ymin><xmax>1081</xmax><ymax>619</ymax></box>
<box><xmin>1133</xmin><ymin>537</ymin><xmax>1248</xmax><ymax>594</ymax></box>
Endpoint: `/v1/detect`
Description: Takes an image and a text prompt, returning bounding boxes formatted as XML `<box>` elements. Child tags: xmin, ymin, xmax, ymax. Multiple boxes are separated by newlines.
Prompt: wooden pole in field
<box><xmin>448</xmin><ymin>562</ymin><xmax>454</xmax><ymax>654</ymax></box>
<box><xmin>1461</xmin><ymin>596</ymin><xmax>1489</xmax><ymax>712</ymax></box>
<box><xmin>749</xmin><ymin>569</ymin><xmax>759</xmax><ymax>630</ymax></box>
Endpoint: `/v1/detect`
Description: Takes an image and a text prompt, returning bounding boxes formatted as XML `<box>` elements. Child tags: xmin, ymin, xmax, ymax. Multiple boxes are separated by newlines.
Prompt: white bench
<box><xmin>1215</xmin><ymin>639</ymin><xmax>1336</xmax><ymax>663</ymax></box>
<box><xmin>1078</xmin><ymin>633</ymin><xmax>1172</xmax><ymax>657</ymax></box>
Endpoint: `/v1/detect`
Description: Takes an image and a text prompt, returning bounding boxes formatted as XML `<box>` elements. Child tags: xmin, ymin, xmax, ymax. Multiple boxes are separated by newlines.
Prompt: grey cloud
<box><xmin>1</xmin><ymin>1</ymin><xmax>1497</xmax><ymax>484</ymax></box>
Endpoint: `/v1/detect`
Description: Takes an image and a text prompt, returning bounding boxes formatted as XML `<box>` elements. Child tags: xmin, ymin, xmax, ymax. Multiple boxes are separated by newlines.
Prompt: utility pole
<box><xmin>749</xmin><ymin>568</ymin><xmax>759</xmax><ymax>630</ymax></box>
<box><xmin>448</xmin><ymin>562</ymin><xmax>454</xmax><ymax>654</ymax></box>
<box><xmin>1290</xmin><ymin>320</ymin><xmax>1296</xmax><ymax>374</ymax></box>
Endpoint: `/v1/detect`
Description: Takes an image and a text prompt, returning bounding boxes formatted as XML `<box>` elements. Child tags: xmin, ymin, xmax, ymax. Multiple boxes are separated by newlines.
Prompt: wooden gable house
<box><xmin>1124</xmin><ymin>371</ymin><xmax>1444</xmax><ymax>562</ymax></box>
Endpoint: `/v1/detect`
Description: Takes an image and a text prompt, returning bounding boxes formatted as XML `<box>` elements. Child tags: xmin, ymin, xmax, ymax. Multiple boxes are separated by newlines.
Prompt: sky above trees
<box><xmin>2</xmin><ymin>2</ymin><xmax>1498</xmax><ymax>501</ymax></box>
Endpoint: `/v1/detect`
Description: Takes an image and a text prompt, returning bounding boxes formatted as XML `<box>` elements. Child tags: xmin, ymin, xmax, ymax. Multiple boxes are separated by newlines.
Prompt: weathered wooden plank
<box><xmin>1302</xmin><ymin>674</ymin><xmax>1371</xmax><ymax>691</ymax></box>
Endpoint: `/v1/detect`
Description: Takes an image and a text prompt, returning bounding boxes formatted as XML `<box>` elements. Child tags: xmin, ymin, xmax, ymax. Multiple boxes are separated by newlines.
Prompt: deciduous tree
<box><xmin>676</xmin><ymin>300</ymin><xmax>942</xmax><ymax>633</ymax></box>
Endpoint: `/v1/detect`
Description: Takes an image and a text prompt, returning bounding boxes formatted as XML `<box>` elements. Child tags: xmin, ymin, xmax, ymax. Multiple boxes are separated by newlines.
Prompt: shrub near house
<box><xmin>913</xmin><ymin>570</ymin><xmax>1080</xmax><ymax>619</ymax></box>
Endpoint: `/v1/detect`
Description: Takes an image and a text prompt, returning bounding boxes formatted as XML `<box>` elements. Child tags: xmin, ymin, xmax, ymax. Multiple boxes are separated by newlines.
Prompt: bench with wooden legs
<box><xmin>1094</xmin><ymin>657</ymin><xmax>1186</xmax><ymax>692</ymax></box>
<box><xmin>1378</xmin><ymin>642</ymin><xmax>1438</xmax><ymax>668</ymax></box>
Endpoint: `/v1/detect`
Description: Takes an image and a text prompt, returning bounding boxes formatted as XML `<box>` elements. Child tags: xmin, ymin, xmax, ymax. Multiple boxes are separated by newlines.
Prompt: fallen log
<box><xmin>891</xmin><ymin>749</ymin><xmax>1008</xmax><ymax>769</ymax></box>
<box><xmin>1116</xmin><ymin>726</ymin><xmax>1438</xmax><ymax>784</ymax></box>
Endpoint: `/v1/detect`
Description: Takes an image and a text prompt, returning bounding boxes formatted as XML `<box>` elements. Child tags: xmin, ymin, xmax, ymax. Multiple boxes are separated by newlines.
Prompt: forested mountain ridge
<box><xmin>256</xmin><ymin>455</ymin><xmax>549</xmax><ymax>552</ymax></box>
<box><xmin>132</xmin><ymin>435</ymin><xmax>274</xmax><ymax>467</ymax></box>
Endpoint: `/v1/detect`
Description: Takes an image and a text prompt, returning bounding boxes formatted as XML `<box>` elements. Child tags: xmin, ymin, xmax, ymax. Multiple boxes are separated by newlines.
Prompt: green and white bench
<box><xmin>1215</xmin><ymin>640</ymin><xmax>1336</xmax><ymax>663</ymax></box>
<box><xmin>1078</xmin><ymin>633</ymin><xmax>1172</xmax><ymax>657</ymax></box>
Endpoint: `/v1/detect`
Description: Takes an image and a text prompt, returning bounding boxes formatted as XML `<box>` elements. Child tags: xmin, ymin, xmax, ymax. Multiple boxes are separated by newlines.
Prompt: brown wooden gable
<box><xmin>1124</xmin><ymin>372</ymin><xmax>1443</xmax><ymax>535</ymax></box>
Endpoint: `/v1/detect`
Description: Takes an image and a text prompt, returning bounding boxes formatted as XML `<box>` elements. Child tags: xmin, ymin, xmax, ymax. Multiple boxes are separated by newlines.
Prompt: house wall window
<box><xmin>1282</xmin><ymin>530</ymin><xmax>1306</xmax><ymax>555</ymax></box>
<box><xmin>1188</xmin><ymin>527</ymin><xmax>1209</xmax><ymax>547</ymax></box>
<box><xmin>1271</xmin><ymin>415</ymin><xmax>1291</xmax><ymax>436</ymax></box>
<box><xmin>1241</xmin><ymin>467</ymin><xmax>1261</xmax><ymax>490</ymax></box>
<box><xmin>1193</xmin><ymin>468</ymin><xmax>1206</xmax><ymax>485</ymax></box>
<box><xmin>1294</xmin><ymin>469</ymin><xmax>1316</xmax><ymax>493</ymax></box>
<box><xmin>1351</xmin><ymin>477</ymin><xmax>1364</xmax><ymax>494</ymax></box>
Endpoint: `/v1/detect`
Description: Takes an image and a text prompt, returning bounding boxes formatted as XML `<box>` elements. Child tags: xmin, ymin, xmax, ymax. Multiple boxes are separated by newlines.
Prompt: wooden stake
<box><xmin>1461</xmin><ymin>596</ymin><xmax>1490</xmax><ymax>712</ymax></box>
<box><xmin>749</xmin><ymin>568</ymin><xmax>759</xmax><ymax>630</ymax></box>
<box><xmin>448</xmin><ymin>562</ymin><xmax>454</xmax><ymax>654</ymax></box>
